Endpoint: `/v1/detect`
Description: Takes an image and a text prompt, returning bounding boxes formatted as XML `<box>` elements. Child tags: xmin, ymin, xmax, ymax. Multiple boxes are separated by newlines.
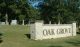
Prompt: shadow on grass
<box><xmin>77</xmin><ymin>32</ymin><xmax>80</xmax><ymax>34</ymax></box>
<box><xmin>49</xmin><ymin>45</ymin><xmax>62</xmax><ymax>47</ymax></box>
<box><xmin>0</xmin><ymin>33</ymin><xmax>2</xmax><ymax>36</ymax></box>
<box><xmin>24</xmin><ymin>34</ymin><xmax>31</xmax><ymax>39</ymax></box>
<box><xmin>66</xmin><ymin>40</ymin><xmax>80</xmax><ymax>46</ymax></box>
<box><xmin>0</xmin><ymin>39</ymin><xmax>3</xmax><ymax>43</ymax></box>
<box><xmin>0</xmin><ymin>33</ymin><xmax>3</xmax><ymax>43</ymax></box>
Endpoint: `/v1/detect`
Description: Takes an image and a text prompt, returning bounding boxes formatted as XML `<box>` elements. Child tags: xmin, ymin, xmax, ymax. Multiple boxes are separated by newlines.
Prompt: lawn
<box><xmin>0</xmin><ymin>25</ymin><xmax>80</xmax><ymax>47</ymax></box>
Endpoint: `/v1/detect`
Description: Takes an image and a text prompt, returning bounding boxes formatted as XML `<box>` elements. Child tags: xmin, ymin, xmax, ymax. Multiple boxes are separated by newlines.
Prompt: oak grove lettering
<box><xmin>43</xmin><ymin>28</ymin><xmax>71</xmax><ymax>36</ymax></box>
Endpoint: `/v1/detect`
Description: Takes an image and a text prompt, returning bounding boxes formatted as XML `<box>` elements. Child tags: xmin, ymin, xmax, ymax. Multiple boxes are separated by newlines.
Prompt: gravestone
<box><xmin>0</xmin><ymin>22</ymin><xmax>6</xmax><ymax>25</ymax></box>
<box><xmin>11</xmin><ymin>20</ymin><xmax>17</xmax><ymax>25</ymax></box>
<box><xmin>30</xmin><ymin>21</ymin><xmax>76</xmax><ymax>40</ymax></box>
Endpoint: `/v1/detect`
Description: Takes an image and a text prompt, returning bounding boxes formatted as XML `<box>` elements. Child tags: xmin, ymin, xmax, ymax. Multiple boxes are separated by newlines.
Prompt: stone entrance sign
<box><xmin>30</xmin><ymin>21</ymin><xmax>76</xmax><ymax>40</ymax></box>
<box><xmin>11</xmin><ymin>20</ymin><xmax>17</xmax><ymax>25</ymax></box>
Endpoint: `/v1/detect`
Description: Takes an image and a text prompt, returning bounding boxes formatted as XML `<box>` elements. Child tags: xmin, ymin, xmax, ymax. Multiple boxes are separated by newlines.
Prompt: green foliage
<box><xmin>19</xmin><ymin>15</ymin><xmax>25</xmax><ymax>20</ymax></box>
<box><xmin>39</xmin><ymin>0</ymin><xmax>80</xmax><ymax>24</ymax></box>
<box><xmin>0</xmin><ymin>0</ymin><xmax>80</xmax><ymax>25</ymax></box>
<box><xmin>0</xmin><ymin>0</ymin><xmax>39</xmax><ymax>24</ymax></box>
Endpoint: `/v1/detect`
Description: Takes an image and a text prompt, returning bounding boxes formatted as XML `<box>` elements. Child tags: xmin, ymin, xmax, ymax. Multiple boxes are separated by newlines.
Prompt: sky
<box><xmin>28</xmin><ymin>0</ymin><xmax>43</xmax><ymax>8</ymax></box>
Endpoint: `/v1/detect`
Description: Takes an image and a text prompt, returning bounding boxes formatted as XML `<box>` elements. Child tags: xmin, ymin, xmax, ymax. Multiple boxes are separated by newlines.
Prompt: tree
<box><xmin>18</xmin><ymin>15</ymin><xmax>25</xmax><ymax>25</ymax></box>
<box><xmin>66</xmin><ymin>0</ymin><xmax>80</xmax><ymax>25</ymax></box>
<box><xmin>38</xmin><ymin>0</ymin><xmax>80</xmax><ymax>24</ymax></box>
<box><xmin>17</xmin><ymin>0</ymin><xmax>38</xmax><ymax>24</ymax></box>
<box><xmin>38</xmin><ymin>0</ymin><xmax>66</xmax><ymax>24</ymax></box>
<box><xmin>0</xmin><ymin>0</ymin><xmax>18</xmax><ymax>25</ymax></box>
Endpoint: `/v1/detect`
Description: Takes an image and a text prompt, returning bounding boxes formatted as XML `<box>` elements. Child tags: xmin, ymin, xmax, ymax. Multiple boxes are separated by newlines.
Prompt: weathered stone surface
<box><xmin>30</xmin><ymin>21</ymin><xmax>76</xmax><ymax>40</ymax></box>
<box><xmin>0</xmin><ymin>22</ymin><xmax>6</xmax><ymax>25</ymax></box>
<box><xmin>11</xmin><ymin>20</ymin><xmax>17</xmax><ymax>25</ymax></box>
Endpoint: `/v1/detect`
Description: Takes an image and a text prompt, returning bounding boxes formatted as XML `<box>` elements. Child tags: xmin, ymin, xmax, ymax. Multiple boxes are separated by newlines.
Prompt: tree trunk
<box><xmin>22</xmin><ymin>20</ymin><xmax>24</xmax><ymax>25</ymax></box>
<box><xmin>49</xmin><ymin>21</ymin><xmax>51</xmax><ymax>24</ymax></box>
<box><xmin>58</xmin><ymin>13</ymin><xmax>60</xmax><ymax>24</ymax></box>
<box><xmin>5</xmin><ymin>13</ymin><xmax>8</xmax><ymax>25</ymax></box>
<box><xmin>58</xmin><ymin>19</ymin><xmax>60</xmax><ymax>24</ymax></box>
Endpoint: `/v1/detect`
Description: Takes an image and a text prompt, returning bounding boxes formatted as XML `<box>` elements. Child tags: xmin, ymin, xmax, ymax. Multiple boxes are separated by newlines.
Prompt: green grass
<box><xmin>0</xmin><ymin>25</ymin><xmax>80</xmax><ymax>47</ymax></box>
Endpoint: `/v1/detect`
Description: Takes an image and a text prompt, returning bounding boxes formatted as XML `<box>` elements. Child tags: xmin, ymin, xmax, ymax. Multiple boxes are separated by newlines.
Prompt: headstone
<box><xmin>0</xmin><ymin>22</ymin><xmax>6</xmax><ymax>25</ymax></box>
<box><xmin>11</xmin><ymin>20</ymin><xmax>17</xmax><ymax>25</ymax></box>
